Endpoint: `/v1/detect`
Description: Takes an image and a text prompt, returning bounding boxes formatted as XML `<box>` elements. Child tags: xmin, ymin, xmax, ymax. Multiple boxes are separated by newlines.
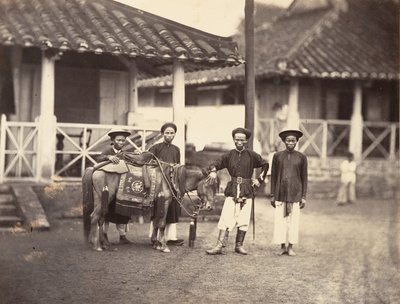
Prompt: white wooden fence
<box><xmin>258</xmin><ymin>118</ymin><xmax>399</xmax><ymax>160</ymax></box>
<box><xmin>0</xmin><ymin>115</ymin><xmax>398</xmax><ymax>182</ymax></box>
<box><xmin>54</xmin><ymin>123</ymin><xmax>161</xmax><ymax>181</ymax></box>
<box><xmin>0</xmin><ymin>115</ymin><xmax>161</xmax><ymax>182</ymax></box>
<box><xmin>0</xmin><ymin>115</ymin><xmax>39</xmax><ymax>182</ymax></box>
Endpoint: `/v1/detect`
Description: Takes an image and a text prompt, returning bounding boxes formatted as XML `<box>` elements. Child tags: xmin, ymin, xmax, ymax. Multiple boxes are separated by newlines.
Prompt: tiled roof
<box><xmin>281</xmin><ymin>0</ymin><xmax>399</xmax><ymax>79</ymax></box>
<box><xmin>138</xmin><ymin>65</ymin><xmax>244</xmax><ymax>88</ymax></box>
<box><xmin>139</xmin><ymin>0</ymin><xmax>399</xmax><ymax>87</ymax></box>
<box><xmin>0</xmin><ymin>0</ymin><xmax>242</xmax><ymax>69</ymax></box>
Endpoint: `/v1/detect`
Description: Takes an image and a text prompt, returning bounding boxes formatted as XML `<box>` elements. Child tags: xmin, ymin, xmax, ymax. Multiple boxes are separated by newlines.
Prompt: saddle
<box><xmin>97</xmin><ymin>151</ymin><xmax>185</xmax><ymax>217</ymax></box>
<box><xmin>99</xmin><ymin>152</ymin><xmax>154</xmax><ymax>174</ymax></box>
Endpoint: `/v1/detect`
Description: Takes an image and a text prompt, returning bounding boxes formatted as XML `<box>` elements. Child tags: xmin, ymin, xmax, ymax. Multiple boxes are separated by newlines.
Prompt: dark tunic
<box><xmin>148</xmin><ymin>142</ymin><xmax>181</xmax><ymax>223</ymax></box>
<box><xmin>270</xmin><ymin>150</ymin><xmax>308</xmax><ymax>203</ymax></box>
<box><xmin>98</xmin><ymin>146</ymin><xmax>130</xmax><ymax>224</ymax></box>
<box><xmin>210</xmin><ymin>149</ymin><xmax>269</xmax><ymax>199</ymax></box>
<box><xmin>148</xmin><ymin>142</ymin><xmax>180</xmax><ymax>164</ymax></box>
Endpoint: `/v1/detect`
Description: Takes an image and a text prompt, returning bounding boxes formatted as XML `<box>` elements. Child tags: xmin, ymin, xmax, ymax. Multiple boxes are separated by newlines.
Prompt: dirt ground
<box><xmin>0</xmin><ymin>196</ymin><xmax>399</xmax><ymax>304</ymax></box>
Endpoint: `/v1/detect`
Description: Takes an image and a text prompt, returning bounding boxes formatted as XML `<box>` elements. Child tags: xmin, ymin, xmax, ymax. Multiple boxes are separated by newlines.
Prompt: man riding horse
<box><xmin>82</xmin><ymin>126</ymin><xmax>218</xmax><ymax>252</ymax></box>
<box><xmin>97</xmin><ymin>128</ymin><xmax>133</xmax><ymax>245</ymax></box>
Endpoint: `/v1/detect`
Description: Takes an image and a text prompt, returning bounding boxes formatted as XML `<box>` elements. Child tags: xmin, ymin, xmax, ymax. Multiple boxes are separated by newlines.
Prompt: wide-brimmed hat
<box><xmin>107</xmin><ymin>128</ymin><xmax>131</xmax><ymax>138</ymax></box>
<box><xmin>161</xmin><ymin>122</ymin><xmax>177</xmax><ymax>133</ymax></box>
<box><xmin>232</xmin><ymin>127</ymin><xmax>252</xmax><ymax>139</ymax></box>
<box><xmin>279</xmin><ymin>129</ymin><xmax>303</xmax><ymax>141</ymax></box>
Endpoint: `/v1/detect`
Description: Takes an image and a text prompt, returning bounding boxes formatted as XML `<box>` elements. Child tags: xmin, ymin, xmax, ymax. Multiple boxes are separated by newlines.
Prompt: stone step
<box><xmin>0</xmin><ymin>226</ymin><xmax>26</xmax><ymax>234</ymax></box>
<box><xmin>0</xmin><ymin>193</ymin><xmax>15</xmax><ymax>205</ymax></box>
<box><xmin>0</xmin><ymin>184</ymin><xmax>12</xmax><ymax>193</ymax></box>
<box><xmin>0</xmin><ymin>215</ymin><xmax>23</xmax><ymax>227</ymax></box>
<box><xmin>0</xmin><ymin>204</ymin><xmax>18</xmax><ymax>216</ymax></box>
<box><xmin>12</xmin><ymin>185</ymin><xmax>50</xmax><ymax>231</ymax></box>
<box><xmin>0</xmin><ymin>194</ymin><xmax>14</xmax><ymax>204</ymax></box>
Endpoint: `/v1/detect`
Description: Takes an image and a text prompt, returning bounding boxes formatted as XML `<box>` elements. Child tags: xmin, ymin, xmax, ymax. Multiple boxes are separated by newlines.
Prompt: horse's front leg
<box><xmin>151</xmin><ymin>222</ymin><xmax>159</xmax><ymax>249</ymax></box>
<box><xmin>90</xmin><ymin>202</ymin><xmax>102</xmax><ymax>251</ymax></box>
<box><xmin>98</xmin><ymin>217</ymin><xmax>111</xmax><ymax>250</ymax></box>
<box><xmin>158</xmin><ymin>196</ymin><xmax>171</xmax><ymax>253</ymax></box>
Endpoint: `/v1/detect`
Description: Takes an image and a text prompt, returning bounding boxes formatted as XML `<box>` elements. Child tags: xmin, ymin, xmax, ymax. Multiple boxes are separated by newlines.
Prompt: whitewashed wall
<box><xmin>132</xmin><ymin>105</ymin><xmax>246</xmax><ymax>151</ymax></box>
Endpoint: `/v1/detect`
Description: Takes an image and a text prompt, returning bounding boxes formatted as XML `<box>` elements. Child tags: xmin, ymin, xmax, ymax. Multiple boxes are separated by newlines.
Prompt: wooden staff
<box><xmin>251</xmin><ymin>196</ymin><xmax>255</xmax><ymax>241</ymax></box>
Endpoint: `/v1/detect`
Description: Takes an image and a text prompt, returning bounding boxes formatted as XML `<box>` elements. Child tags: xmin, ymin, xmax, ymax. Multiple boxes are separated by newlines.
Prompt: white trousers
<box><xmin>217</xmin><ymin>197</ymin><xmax>252</xmax><ymax>232</ymax></box>
<box><xmin>337</xmin><ymin>182</ymin><xmax>356</xmax><ymax>203</ymax></box>
<box><xmin>273</xmin><ymin>201</ymin><xmax>300</xmax><ymax>245</ymax></box>
<box><xmin>148</xmin><ymin>222</ymin><xmax>178</xmax><ymax>240</ymax></box>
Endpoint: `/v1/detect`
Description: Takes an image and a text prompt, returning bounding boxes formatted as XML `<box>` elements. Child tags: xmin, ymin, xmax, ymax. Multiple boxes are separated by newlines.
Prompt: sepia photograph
<box><xmin>0</xmin><ymin>0</ymin><xmax>399</xmax><ymax>303</ymax></box>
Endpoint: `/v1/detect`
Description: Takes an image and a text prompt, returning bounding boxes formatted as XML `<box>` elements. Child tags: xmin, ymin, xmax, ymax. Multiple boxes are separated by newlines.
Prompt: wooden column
<box><xmin>244</xmin><ymin>0</ymin><xmax>255</xmax><ymax>150</ymax></box>
<box><xmin>126</xmin><ymin>59</ymin><xmax>139</xmax><ymax>125</ymax></box>
<box><xmin>253</xmin><ymin>83</ymin><xmax>262</xmax><ymax>154</ymax></box>
<box><xmin>172</xmin><ymin>60</ymin><xmax>185</xmax><ymax>164</ymax></box>
<box><xmin>389</xmin><ymin>123</ymin><xmax>396</xmax><ymax>161</ymax></box>
<box><xmin>37</xmin><ymin>51</ymin><xmax>57</xmax><ymax>181</ymax></box>
<box><xmin>287</xmin><ymin>78</ymin><xmax>300</xmax><ymax>129</ymax></box>
<box><xmin>349</xmin><ymin>82</ymin><xmax>363</xmax><ymax>160</ymax></box>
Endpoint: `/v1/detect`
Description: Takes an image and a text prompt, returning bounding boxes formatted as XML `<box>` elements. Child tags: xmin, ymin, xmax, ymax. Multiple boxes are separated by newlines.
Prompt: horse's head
<box><xmin>196</xmin><ymin>176</ymin><xmax>219</xmax><ymax>211</ymax></box>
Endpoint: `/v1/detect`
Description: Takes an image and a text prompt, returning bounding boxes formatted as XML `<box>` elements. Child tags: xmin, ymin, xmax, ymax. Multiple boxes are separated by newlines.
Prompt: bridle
<box><xmin>146</xmin><ymin>152</ymin><xmax>215</xmax><ymax>219</ymax></box>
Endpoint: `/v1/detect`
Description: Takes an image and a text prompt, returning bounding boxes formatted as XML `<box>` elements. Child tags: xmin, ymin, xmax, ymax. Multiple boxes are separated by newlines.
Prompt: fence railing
<box><xmin>0</xmin><ymin>115</ymin><xmax>39</xmax><ymax>182</ymax></box>
<box><xmin>55</xmin><ymin>123</ymin><xmax>162</xmax><ymax>180</ymax></box>
<box><xmin>258</xmin><ymin>118</ymin><xmax>399</xmax><ymax>160</ymax></box>
<box><xmin>362</xmin><ymin>121</ymin><xmax>399</xmax><ymax>160</ymax></box>
<box><xmin>1</xmin><ymin>116</ymin><xmax>398</xmax><ymax>182</ymax></box>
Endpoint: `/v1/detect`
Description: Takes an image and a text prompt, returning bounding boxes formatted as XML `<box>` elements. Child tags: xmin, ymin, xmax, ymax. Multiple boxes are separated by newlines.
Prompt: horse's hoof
<box><xmin>101</xmin><ymin>244</ymin><xmax>110</xmax><ymax>250</ymax></box>
<box><xmin>162</xmin><ymin>247</ymin><xmax>171</xmax><ymax>253</ymax></box>
<box><xmin>103</xmin><ymin>240</ymin><xmax>112</xmax><ymax>247</ymax></box>
<box><xmin>93</xmin><ymin>247</ymin><xmax>103</xmax><ymax>252</ymax></box>
<box><xmin>156</xmin><ymin>245</ymin><xmax>163</xmax><ymax>251</ymax></box>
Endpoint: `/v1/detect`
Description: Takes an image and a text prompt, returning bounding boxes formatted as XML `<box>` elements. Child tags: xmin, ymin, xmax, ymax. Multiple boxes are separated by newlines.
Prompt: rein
<box><xmin>93</xmin><ymin>152</ymin><xmax>208</xmax><ymax>219</ymax></box>
<box><xmin>146</xmin><ymin>152</ymin><xmax>197</xmax><ymax>218</ymax></box>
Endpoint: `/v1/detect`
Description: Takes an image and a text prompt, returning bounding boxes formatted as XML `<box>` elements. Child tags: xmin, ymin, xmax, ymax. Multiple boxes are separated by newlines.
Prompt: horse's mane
<box><xmin>186</xmin><ymin>167</ymin><xmax>219</xmax><ymax>194</ymax></box>
<box><xmin>175</xmin><ymin>165</ymin><xmax>186</xmax><ymax>198</ymax></box>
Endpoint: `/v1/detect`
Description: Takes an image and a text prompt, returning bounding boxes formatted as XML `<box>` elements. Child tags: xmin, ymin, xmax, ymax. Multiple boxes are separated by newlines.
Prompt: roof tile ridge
<box><xmin>281</xmin><ymin>8</ymin><xmax>339</xmax><ymax>69</ymax></box>
<box><xmin>254</xmin><ymin>9</ymin><xmax>288</xmax><ymax>34</ymax></box>
<box><xmin>108</xmin><ymin>0</ymin><xmax>235</xmax><ymax>42</ymax></box>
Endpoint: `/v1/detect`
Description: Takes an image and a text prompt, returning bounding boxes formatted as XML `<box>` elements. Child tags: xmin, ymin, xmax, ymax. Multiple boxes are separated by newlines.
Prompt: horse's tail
<box><xmin>82</xmin><ymin>167</ymin><xmax>95</xmax><ymax>242</ymax></box>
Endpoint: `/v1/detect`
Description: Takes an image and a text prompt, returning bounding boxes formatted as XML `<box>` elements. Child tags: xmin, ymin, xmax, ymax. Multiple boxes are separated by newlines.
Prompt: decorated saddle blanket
<box><xmin>115</xmin><ymin>164</ymin><xmax>158</xmax><ymax>217</ymax></box>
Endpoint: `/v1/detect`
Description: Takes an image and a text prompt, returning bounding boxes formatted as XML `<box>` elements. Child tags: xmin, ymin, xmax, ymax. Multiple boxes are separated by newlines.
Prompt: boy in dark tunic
<box><xmin>97</xmin><ymin>129</ymin><xmax>132</xmax><ymax>245</ymax></box>
<box><xmin>148</xmin><ymin>122</ymin><xmax>184</xmax><ymax>246</ymax></box>
<box><xmin>270</xmin><ymin>129</ymin><xmax>308</xmax><ymax>256</ymax></box>
<box><xmin>206</xmin><ymin>127</ymin><xmax>269</xmax><ymax>255</ymax></box>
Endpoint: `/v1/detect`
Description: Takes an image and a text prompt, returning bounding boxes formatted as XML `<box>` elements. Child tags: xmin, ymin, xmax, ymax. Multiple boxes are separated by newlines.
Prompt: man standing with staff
<box><xmin>205</xmin><ymin>127</ymin><xmax>268</xmax><ymax>255</ymax></box>
<box><xmin>270</xmin><ymin>129</ymin><xmax>308</xmax><ymax>256</ymax></box>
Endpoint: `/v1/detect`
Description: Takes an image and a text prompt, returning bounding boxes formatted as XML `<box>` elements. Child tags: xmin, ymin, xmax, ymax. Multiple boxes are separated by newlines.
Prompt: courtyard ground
<box><xmin>0</xmin><ymin>195</ymin><xmax>399</xmax><ymax>304</ymax></box>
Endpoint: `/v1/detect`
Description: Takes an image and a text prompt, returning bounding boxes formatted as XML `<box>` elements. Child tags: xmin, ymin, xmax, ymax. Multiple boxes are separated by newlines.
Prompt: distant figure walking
<box><xmin>270</xmin><ymin>129</ymin><xmax>308</xmax><ymax>256</ymax></box>
<box><xmin>337</xmin><ymin>152</ymin><xmax>357</xmax><ymax>206</ymax></box>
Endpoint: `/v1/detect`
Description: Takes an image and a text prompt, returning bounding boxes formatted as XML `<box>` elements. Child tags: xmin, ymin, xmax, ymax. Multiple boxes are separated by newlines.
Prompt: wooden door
<box><xmin>55</xmin><ymin>66</ymin><xmax>99</xmax><ymax>123</ymax></box>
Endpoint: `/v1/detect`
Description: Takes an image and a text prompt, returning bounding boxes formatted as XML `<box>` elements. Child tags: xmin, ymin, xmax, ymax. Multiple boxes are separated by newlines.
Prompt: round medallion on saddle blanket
<box><xmin>115</xmin><ymin>164</ymin><xmax>157</xmax><ymax>216</ymax></box>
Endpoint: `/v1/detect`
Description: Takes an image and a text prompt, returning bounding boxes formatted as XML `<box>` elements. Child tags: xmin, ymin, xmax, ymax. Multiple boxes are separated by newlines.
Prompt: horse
<box><xmin>82</xmin><ymin>155</ymin><xmax>218</xmax><ymax>252</ymax></box>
